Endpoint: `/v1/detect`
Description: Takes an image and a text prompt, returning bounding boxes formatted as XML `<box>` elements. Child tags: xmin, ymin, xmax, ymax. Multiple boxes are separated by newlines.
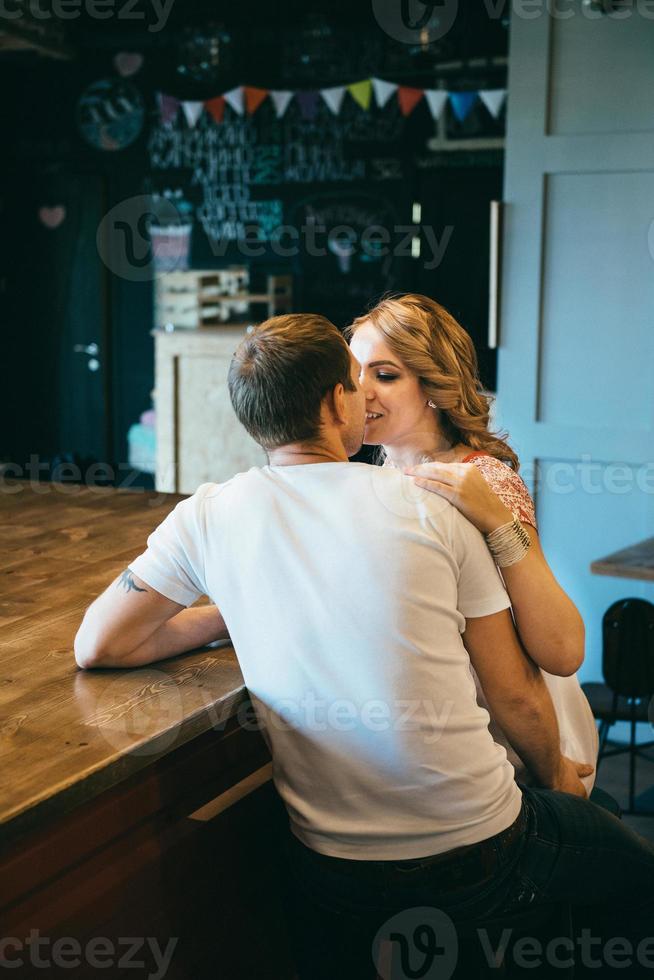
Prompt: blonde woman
<box><xmin>348</xmin><ymin>292</ymin><xmax>598</xmax><ymax>791</ymax></box>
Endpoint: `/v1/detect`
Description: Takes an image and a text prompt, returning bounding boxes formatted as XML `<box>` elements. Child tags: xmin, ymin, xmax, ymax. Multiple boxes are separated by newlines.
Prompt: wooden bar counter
<box><xmin>0</xmin><ymin>482</ymin><xmax>295</xmax><ymax>979</ymax></box>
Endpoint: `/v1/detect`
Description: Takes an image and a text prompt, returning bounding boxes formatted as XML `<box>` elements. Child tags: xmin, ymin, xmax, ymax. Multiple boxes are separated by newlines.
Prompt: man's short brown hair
<box><xmin>228</xmin><ymin>314</ymin><xmax>357</xmax><ymax>449</ymax></box>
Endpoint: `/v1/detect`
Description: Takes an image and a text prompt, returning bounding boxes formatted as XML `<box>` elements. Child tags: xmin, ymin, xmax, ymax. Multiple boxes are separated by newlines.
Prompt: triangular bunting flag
<box><xmin>224</xmin><ymin>86</ymin><xmax>244</xmax><ymax>115</ymax></box>
<box><xmin>424</xmin><ymin>90</ymin><xmax>448</xmax><ymax>120</ymax></box>
<box><xmin>397</xmin><ymin>86</ymin><xmax>424</xmax><ymax>117</ymax></box>
<box><xmin>449</xmin><ymin>91</ymin><xmax>478</xmax><ymax>123</ymax></box>
<box><xmin>244</xmin><ymin>86</ymin><xmax>269</xmax><ymax>115</ymax></box>
<box><xmin>157</xmin><ymin>93</ymin><xmax>180</xmax><ymax>126</ymax></box>
<box><xmin>371</xmin><ymin>78</ymin><xmax>397</xmax><ymax>108</ymax></box>
<box><xmin>296</xmin><ymin>91</ymin><xmax>320</xmax><ymax>121</ymax></box>
<box><xmin>269</xmin><ymin>90</ymin><xmax>293</xmax><ymax>118</ymax></box>
<box><xmin>205</xmin><ymin>95</ymin><xmax>225</xmax><ymax>124</ymax></box>
<box><xmin>182</xmin><ymin>101</ymin><xmax>204</xmax><ymax>128</ymax></box>
<box><xmin>479</xmin><ymin>88</ymin><xmax>507</xmax><ymax>119</ymax></box>
<box><xmin>321</xmin><ymin>86</ymin><xmax>346</xmax><ymax>115</ymax></box>
<box><xmin>348</xmin><ymin>79</ymin><xmax>372</xmax><ymax>111</ymax></box>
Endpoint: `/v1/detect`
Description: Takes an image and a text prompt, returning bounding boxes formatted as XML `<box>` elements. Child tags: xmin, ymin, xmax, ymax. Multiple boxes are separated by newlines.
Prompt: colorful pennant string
<box><xmin>154</xmin><ymin>81</ymin><xmax>506</xmax><ymax>128</ymax></box>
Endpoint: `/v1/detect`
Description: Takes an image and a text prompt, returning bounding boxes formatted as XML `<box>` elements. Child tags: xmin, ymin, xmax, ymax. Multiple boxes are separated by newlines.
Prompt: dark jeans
<box><xmin>282</xmin><ymin>787</ymin><xmax>654</xmax><ymax>979</ymax></box>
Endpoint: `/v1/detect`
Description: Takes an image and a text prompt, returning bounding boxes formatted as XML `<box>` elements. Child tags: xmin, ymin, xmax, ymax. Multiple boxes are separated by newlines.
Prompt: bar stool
<box><xmin>581</xmin><ymin>597</ymin><xmax>654</xmax><ymax>814</ymax></box>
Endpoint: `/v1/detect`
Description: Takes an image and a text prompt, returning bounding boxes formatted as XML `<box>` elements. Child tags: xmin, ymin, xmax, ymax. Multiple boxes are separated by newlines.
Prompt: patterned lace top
<box><xmin>461</xmin><ymin>452</ymin><xmax>537</xmax><ymax>530</ymax></box>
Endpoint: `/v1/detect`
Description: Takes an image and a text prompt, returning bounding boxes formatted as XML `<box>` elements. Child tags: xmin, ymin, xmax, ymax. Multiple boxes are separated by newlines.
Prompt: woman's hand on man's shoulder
<box><xmin>404</xmin><ymin>460</ymin><xmax>513</xmax><ymax>534</ymax></box>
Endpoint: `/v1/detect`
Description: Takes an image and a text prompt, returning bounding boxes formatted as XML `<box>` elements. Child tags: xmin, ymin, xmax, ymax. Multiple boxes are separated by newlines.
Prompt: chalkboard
<box><xmin>146</xmin><ymin>96</ymin><xmax>423</xmax><ymax>325</ymax></box>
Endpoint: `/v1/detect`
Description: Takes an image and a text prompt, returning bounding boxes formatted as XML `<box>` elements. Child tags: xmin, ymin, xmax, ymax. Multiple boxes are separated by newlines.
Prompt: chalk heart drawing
<box><xmin>114</xmin><ymin>51</ymin><xmax>144</xmax><ymax>77</ymax></box>
<box><xmin>38</xmin><ymin>205</ymin><xmax>66</xmax><ymax>229</ymax></box>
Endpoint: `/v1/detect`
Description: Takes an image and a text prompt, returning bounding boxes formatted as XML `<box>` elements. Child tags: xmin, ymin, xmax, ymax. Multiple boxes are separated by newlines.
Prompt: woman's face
<box><xmin>349</xmin><ymin>322</ymin><xmax>435</xmax><ymax>448</ymax></box>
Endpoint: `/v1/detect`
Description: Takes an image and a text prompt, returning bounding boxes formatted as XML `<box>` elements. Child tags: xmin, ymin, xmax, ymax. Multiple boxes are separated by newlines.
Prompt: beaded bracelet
<box><xmin>485</xmin><ymin>516</ymin><xmax>531</xmax><ymax>567</ymax></box>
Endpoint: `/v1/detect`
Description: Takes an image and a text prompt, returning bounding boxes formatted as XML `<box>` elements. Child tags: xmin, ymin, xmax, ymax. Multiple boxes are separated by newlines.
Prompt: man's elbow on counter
<box><xmin>75</xmin><ymin>619</ymin><xmax>139</xmax><ymax>669</ymax></box>
<box><xmin>74</xmin><ymin>617</ymin><xmax>112</xmax><ymax>670</ymax></box>
<box><xmin>74</xmin><ymin>631</ymin><xmax>103</xmax><ymax>670</ymax></box>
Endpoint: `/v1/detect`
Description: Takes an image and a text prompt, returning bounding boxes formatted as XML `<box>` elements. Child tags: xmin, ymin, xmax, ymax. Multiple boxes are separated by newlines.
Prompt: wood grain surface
<box><xmin>0</xmin><ymin>481</ymin><xmax>247</xmax><ymax>845</ymax></box>
<box><xmin>590</xmin><ymin>536</ymin><xmax>654</xmax><ymax>582</ymax></box>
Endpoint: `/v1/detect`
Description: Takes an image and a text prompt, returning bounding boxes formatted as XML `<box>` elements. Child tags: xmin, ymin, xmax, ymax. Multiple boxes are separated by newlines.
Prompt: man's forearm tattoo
<box><xmin>118</xmin><ymin>570</ymin><xmax>147</xmax><ymax>593</ymax></box>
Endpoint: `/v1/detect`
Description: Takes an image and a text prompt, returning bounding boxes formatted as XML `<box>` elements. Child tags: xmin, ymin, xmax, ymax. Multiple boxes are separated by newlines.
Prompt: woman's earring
<box><xmin>426</xmin><ymin>400</ymin><xmax>437</xmax><ymax>409</ymax></box>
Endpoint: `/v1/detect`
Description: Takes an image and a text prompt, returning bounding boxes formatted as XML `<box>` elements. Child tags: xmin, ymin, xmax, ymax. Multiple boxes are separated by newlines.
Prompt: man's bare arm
<box><xmin>74</xmin><ymin>570</ymin><xmax>228</xmax><ymax>669</ymax></box>
<box><xmin>463</xmin><ymin>608</ymin><xmax>592</xmax><ymax>795</ymax></box>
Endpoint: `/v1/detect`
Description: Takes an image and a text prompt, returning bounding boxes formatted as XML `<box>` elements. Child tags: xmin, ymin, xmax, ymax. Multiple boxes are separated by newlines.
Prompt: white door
<box><xmin>497</xmin><ymin>6</ymin><xmax>654</xmax><ymax>695</ymax></box>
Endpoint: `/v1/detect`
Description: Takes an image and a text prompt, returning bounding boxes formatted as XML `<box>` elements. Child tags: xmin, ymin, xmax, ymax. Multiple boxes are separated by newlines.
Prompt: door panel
<box><xmin>538</xmin><ymin>170</ymin><xmax>654</xmax><ymax>429</ymax></box>
<box><xmin>6</xmin><ymin>172</ymin><xmax>110</xmax><ymax>472</ymax></box>
<box><xmin>59</xmin><ymin>174</ymin><xmax>110</xmax><ymax>463</ymax></box>
<box><xmin>549</xmin><ymin>11</ymin><xmax>654</xmax><ymax>136</ymax></box>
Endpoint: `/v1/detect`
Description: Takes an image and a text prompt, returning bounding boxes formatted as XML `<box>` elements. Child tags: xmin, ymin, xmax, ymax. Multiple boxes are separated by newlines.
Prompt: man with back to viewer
<box><xmin>75</xmin><ymin>313</ymin><xmax>654</xmax><ymax>978</ymax></box>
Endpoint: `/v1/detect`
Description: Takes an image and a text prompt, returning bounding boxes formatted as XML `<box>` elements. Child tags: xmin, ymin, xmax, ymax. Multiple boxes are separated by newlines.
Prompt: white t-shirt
<box><xmin>130</xmin><ymin>462</ymin><xmax>522</xmax><ymax>860</ymax></box>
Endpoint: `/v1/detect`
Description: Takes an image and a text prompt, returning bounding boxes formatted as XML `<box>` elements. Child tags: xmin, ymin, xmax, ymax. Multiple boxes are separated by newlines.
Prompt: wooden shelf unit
<box><xmin>155</xmin><ymin>268</ymin><xmax>292</xmax><ymax>330</ymax></box>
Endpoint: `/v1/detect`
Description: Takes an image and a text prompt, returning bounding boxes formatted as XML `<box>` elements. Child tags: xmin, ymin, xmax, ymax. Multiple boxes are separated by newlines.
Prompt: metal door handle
<box><xmin>73</xmin><ymin>343</ymin><xmax>99</xmax><ymax>356</ymax></box>
<box><xmin>488</xmin><ymin>200</ymin><xmax>503</xmax><ymax>350</ymax></box>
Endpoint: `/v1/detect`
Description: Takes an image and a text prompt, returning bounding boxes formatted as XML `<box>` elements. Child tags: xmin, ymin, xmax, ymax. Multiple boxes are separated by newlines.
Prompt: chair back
<box><xmin>602</xmin><ymin>598</ymin><xmax>654</xmax><ymax>699</ymax></box>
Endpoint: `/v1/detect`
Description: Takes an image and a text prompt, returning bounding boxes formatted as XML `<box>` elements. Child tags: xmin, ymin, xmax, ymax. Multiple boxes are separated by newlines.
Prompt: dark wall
<box><xmin>1</xmin><ymin>56</ymin><xmax>155</xmax><ymax>475</ymax></box>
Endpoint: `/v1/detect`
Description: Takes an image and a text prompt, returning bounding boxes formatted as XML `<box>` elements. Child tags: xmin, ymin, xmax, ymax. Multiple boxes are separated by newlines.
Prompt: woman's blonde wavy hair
<box><xmin>347</xmin><ymin>293</ymin><xmax>519</xmax><ymax>471</ymax></box>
